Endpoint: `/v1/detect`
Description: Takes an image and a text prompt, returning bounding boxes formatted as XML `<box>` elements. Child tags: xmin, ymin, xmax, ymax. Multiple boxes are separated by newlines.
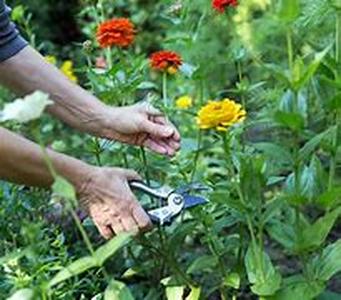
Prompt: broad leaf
<box><xmin>94</xmin><ymin>233</ymin><xmax>131</xmax><ymax>265</ymax></box>
<box><xmin>245</xmin><ymin>244</ymin><xmax>282</xmax><ymax>296</ymax></box>
<box><xmin>311</xmin><ymin>239</ymin><xmax>341</xmax><ymax>281</ymax></box>
<box><xmin>272</xmin><ymin>275</ymin><xmax>324</xmax><ymax>300</ymax></box>
<box><xmin>48</xmin><ymin>256</ymin><xmax>97</xmax><ymax>287</ymax></box>
<box><xmin>274</xmin><ymin>111</ymin><xmax>304</xmax><ymax>131</ymax></box>
<box><xmin>278</xmin><ymin>0</ymin><xmax>300</xmax><ymax>22</ymax></box>
<box><xmin>299</xmin><ymin>127</ymin><xmax>335</xmax><ymax>161</ymax></box>
<box><xmin>186</xmin><ymin>286</ymin><xmax>201</xmax><ymax>300</ymax></box>
<box><xmin>187</xmin><ymin>255</ymin><xmax>218</xmax><ymax>274</ymax></box>
<box><xmin>7</xmin><ymin>289</ymin><xmax>34</xmax><ymax>300</ymax></box>
<box><xmin>104</xmin><ymin>280</ymin><xmax>134</xmax><ymax>300</ymax></box>
<box><xmin>299</xmin><ymin>208</ymin><xmax>341</xmax><ymax>251</ymax></box>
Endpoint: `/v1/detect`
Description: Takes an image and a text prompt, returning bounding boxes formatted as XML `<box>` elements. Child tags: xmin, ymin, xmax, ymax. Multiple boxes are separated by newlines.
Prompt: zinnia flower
<box><xmin>150</xmin><ymin>50</ymin><xmax>182</xmax><ymax>74</ymax></box>
<box><xmin>212</xmin><ymin>0</ymin><xmax>238</xmax><ymax>13</ymax></box>
<box><xmin>176</xmin><ymin>95</ymin><xmax>193</xmax><ymax>109</ymax></box>
<box><xmin>60</xmin><ymin>61</ymin><xmax>78</xmax><ymax>83</ymax></box>
<box><xmin>96</xmin><ymin>18</ymin><xmax>135</xmax><ymax>48</ymax></box>
<box><xmin>197</xmin><ymin>99</ymin><xmax>246</xmax><ymax>131</ymax></box>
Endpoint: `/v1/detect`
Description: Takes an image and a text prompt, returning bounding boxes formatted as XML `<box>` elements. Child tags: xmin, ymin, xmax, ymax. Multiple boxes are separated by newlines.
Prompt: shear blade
<box><xmin>183</xmin><ymin>195</ymin><xmax>208</xmax><ymax>208</ymax></box>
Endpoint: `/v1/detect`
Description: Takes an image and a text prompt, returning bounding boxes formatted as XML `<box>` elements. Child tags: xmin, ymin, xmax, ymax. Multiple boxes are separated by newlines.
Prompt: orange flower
<box><xmin>150</xmin><ymin>50</ymin><xmax>182</xmax><ymax>74</ymax></box>
<box><xmin>212</xmin><ymin>0</ymin><xmax>238</xmax><ymax>13</ymax></box>
<box><xmin>96</xmin><ymin>18</ymin><xmax>135</xmax><ymax>48</ymax></box>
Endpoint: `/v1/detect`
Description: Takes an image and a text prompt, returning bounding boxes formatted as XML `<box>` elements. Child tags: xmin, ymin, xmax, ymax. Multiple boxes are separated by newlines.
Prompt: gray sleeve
<box><xmin>0</xmin><ymin>0</ymin><xmax>28</xmax><ymax>62</ymax></box>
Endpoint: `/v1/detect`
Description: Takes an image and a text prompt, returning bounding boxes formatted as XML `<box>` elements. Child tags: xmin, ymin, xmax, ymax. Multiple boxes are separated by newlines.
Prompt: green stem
<box><xmin>162</xmin><ymin>72</ymin><xmax>168</xmax><ymax>107</ymax></box>
<box><xmin>70</xmin><ymin>208</ymin><xmax>95</xmax><ymax>256</ymax></box>
<box><xmin>287</xmin><ymin>27</ymin><xmax>294</xmax><ymax>75</ymax></box>
<box><xmin>328</xmin><ymin>13</ymin><xmax>341</xmax><ymax>190</ymax></box>
<box><xmin>191</xmin><ymin>130</ymin><xmax>202</xmax><ymax>181</ymax></box>
<box><xmin>140</xmin><ymin>147</ymin><xmax>150</xmax><ymax>185</ymax></box>
<box><xmin>237</xmin><ymin>61</ymin><xmax>246</xmax><ymax>109</ymax></box>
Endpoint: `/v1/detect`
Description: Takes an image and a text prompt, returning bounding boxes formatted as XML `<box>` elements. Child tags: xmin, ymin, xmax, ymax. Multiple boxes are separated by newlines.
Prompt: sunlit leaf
<box><xmin>7</xmin><ymin>289</ymin><xmax>34</xmax><ymax>300</ymax></box>
<box><xmin>104</xmin><ymin>280</ymin><xmax>134</xmax><ymax>300</ymax></box>
<box><xmin>94</xmin><ymin>233</ymin><xmax>131</xmax><ymax>265</ymax></box>
<box><xmin>245</xmin><ymin>244</ymin><xmax>282</xmax><ymax>296</ymax></box>
<box><xmin>48</xmin><ymin>256</ymin><xmax>97</xmax><ymax>287</ymax></box>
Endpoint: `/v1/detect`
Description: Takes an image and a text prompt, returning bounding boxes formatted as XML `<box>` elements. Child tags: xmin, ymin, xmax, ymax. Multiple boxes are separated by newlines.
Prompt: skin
<box><xmin>0</xmin><ymin>46</ymin><xmax>181</xmax><ymax>239</ymax></box>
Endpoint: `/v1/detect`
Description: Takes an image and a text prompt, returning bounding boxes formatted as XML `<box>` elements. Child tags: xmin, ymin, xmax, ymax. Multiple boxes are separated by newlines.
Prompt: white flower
<box><xmin>0</xmin><ymin>91</ymin><xmax>53</xmax><ymax>123</ymax></box>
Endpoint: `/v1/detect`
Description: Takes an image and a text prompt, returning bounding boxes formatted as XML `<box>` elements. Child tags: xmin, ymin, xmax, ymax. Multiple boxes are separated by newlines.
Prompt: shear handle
<box><xmin>129</xmin><ymin>180</ymin><xmax>169</xmax><ymax>200</ymax></box>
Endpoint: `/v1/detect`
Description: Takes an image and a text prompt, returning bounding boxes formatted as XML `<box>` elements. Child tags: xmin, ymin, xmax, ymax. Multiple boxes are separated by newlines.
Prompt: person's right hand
<box><xmin>77</xmin><ymin>167</ymin><xmax>152</xmax><ymax>239</ymax></box>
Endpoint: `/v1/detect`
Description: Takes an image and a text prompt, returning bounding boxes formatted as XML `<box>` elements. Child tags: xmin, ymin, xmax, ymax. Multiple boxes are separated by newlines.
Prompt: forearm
<box><xmin>0</xmin><ymin>127</ymin><xmax>89</xmax><ymax>189</ymax></box>
<box><xmin>0</xmin><ymin>46</ymin><xmax>109</xmax><ymax>136</ymax></box>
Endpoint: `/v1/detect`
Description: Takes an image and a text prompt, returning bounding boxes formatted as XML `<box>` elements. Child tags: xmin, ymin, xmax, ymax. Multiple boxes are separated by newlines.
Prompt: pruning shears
<box><xmin>129</xmin><ymin>181</ymin><xmax>210</xmax><ymax>225</ymax></box>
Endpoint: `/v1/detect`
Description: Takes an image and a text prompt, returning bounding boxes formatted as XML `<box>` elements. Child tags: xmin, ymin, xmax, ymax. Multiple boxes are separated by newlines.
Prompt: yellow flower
<box><xmin>45</xmin><ymin>55</ymin><xmax>57</xmax><ymax>65</ymax></box>
<box><xmin>197</xmin><ymin>99</ymin><xmax>246</xmax><ymax>131</ymax></box>
<box><xmin>176</xmin><ymin>95</ymin><xmax>193</xmax><ymax>109</ymax></box>
<box><xmin>60</xmin><ymin>60</ymin><xmax>78</xmax><ymax>83</ymax></box>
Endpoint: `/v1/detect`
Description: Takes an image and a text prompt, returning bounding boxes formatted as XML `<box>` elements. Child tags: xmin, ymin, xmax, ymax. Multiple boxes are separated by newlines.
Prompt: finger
<box><xmin>110</xmin><ymin>219</ymin><xmax>125</xmax><ymax>235</ymax></box>
<box><xmin>121</xmin><ymin>169</ymin><xmax>142</xmax><ymax>181</ymax></box>
<box><xmin>142</xmin><ymin>120</ymin><xmax>175</xmax><ymax>138</ymax></box>
<box><xmin>96</xmin><ymin>223</ymin><xmax>114</xmax><ymax>240</ymax></box>
<box><xmin>144</xmin><ymin>138</ymin><xmax>168</xmax><ymax>155</ymax></box>
<box><xmin>154</xmin><ymin>138</ymin><xmax>177</xmax><ymax>156</ymax></box>
<box><xmin>121</xmin><ymin>214</ymin><xmax>139</xmax><ymax>235</ymax></box>
<box><xmin>132</xmin><ymin>205</ymin><xmax>152</xmax><ymax>232</ymax></box>
<box><xmin>164</xmin><ymin>138</ymin><xmax>181</xmax><ymax>152</ymax></box>
<box><xmin>154</xmin><ymin>116</ymin><xmax>181</xmax><ymax>142</ymax></box>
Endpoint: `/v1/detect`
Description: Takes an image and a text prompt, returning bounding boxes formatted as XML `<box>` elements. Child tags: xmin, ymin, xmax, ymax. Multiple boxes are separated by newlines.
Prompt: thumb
<box><xmin>121</xmin><ymin>169</ymin><xmax>142</xmax><ymax>181</ymax></box>
<box><xmin>142</xmin><ymin>120</ymin><xmax>175</xmax><ymax>138</ymax></box>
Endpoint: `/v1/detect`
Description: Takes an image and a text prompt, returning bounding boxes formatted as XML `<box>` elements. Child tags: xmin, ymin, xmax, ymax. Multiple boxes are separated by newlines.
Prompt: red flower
<box><xmin>212</xmin><ymin>0</ymin><xmax>238</xmax><ymax>13</ymax></box>
<box><xmin>96</xmin><ymin>18</ymin><xmax>135</xmax><ymax>48</ymax></box>
<box><xmin>150</xmin><ymin>50</ymin><xmax>182</xmax><ymax>74</ymax></box>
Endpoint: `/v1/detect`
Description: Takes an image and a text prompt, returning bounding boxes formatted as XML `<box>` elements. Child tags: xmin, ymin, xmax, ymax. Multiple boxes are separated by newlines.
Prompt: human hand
<box><xmin>100</xmin><ymin>102</ymin><xmax>181</xmax><ymax>156</ymax></box>
<box><xmin>77</xmin><ymin>166</ymin><xmax>152</xmax><ymax>239</ymax></box>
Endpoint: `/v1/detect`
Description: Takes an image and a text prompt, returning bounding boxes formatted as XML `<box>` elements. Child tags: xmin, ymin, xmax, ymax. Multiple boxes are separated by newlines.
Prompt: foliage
<box><xmin>1</xmin><ymin>0</ymin><xmax>341</xmax><ymax>299</ymax></box>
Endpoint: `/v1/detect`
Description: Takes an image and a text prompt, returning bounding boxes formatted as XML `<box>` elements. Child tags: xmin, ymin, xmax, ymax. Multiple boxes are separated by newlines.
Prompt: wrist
<box><xmin>48</xmin><ymin>150</ymin><xmax>92</xmax><ymax>192</ymax></box>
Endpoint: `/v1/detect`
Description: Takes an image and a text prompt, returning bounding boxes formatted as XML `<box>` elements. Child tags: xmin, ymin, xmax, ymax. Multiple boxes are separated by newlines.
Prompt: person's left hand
<box><xmin>100</xmin><ymin>102</ymin><xmax>181</xmax><ymax>156</ymax></box>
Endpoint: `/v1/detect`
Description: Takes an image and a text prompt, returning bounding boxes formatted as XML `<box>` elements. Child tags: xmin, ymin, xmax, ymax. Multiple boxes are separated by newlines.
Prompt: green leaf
<box><xmin>223</xmin><ymin>273</ymin><xmax>241</xmax><ymax>289</ymax></box>
<box><xmin>94</xmin><ymin>233</ymin><xmax>131</xmax><ymax>265</ymax></box>
<box><xmin>104</xmin><ymin>280</ymin><xmax>135</xmax><ymax>300</ymax></box>
<box><xmin>7</xmin><ymin>289</ymin><xmax>34</xmax><ymax>300</ymax></box>
<box><xmin>52</xmin><ymin>176</ymin><xmax>77</xmax><ymax>206</ymax></box>
<box><xmin>311</xmin><ymin>239</ymin><xmax>341</xmax><ymax>281</ymax></box>
<box><xmin>299</xmin><ymin>127</ymin><xmax>335</xmax><ymax>161</ymax></box>
<box><xmin>293</xmin><ymin>46</ymin><xmax>331</xmax><ymax>90</ymax></box>
<box><xmin>48</xmin><ymin>256</ymin><xmax>97</xmax><ymax>288</ymax></box>
<box><xmin>274</xmin><ymin>111</ymin><xmax>304</xmax><ymax>131</ymax></box>
<box><xmin>317</xmin><ymin>186</ymin><xmax>341</xmax><ymax>208</ymax></box>
<box><xmin>165</xmin><ymin>286</ymin><xmax>184</xmax><ymax>300</ymax></box>
<box><xmin>278</xmin><ymin>0</ymin><xmax>300</xmax><ymax>22</ymax></box>
<box><xmin>186</xmin><ymin>286</ymin><xmax>201</xmax><ymax>300</ymax></box>
<box><xmin>272</xmin><ymin>275</ymin><xmax>325</xmax><ymax>300</ymax></box>
<box><xmin>318</xmin><ymin>291</ymin><xmax>341</xmax><ymax>300</ymax></box>
<box><xmin>299</xmin><ymin>208</ymin><xmax>341</xmax><ymax>251</ymax></box>
<box><xmin>245</xmin><ymin>244</ymin><xmax>282</xmax><ymax>296</ymax></box>
<box><xmin>187</xmin><ymin>255</ymin><xmax>218</xmax><ymax>274</ymax></box>
<box><xmin>327</xmin><ymin>92</ymin><xmax>341</xmax><ymax>110</ymax></box>
<box><xmin>267</xmin><ymin>220</ymin><xmax>296</xmax><ymax>251</ymax></box>
<box><xmin>254</xmin><ymin>142</ymin><xmax>293</xmax><ymax>166</ymax></box>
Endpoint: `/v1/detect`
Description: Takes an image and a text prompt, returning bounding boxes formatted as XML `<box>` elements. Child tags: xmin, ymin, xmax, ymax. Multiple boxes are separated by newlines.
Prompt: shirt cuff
<box><xmin>0</xmin><ymin>34</ymin><xmax>28</xmax><ymax>62</ymax></box>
